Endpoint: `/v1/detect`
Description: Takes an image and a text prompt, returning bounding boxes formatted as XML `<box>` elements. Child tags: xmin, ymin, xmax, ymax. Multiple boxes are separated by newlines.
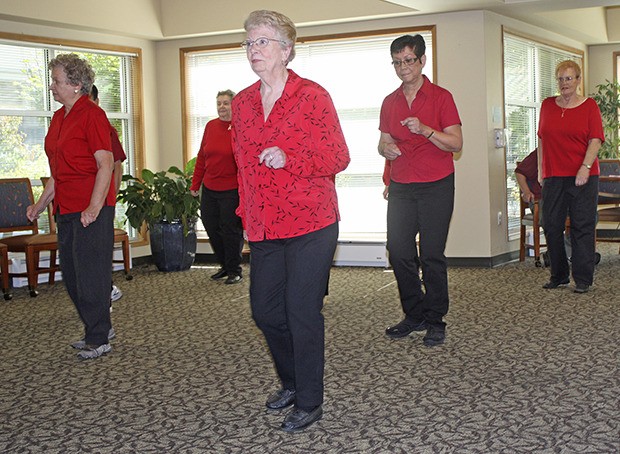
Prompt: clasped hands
<box><xmin>259</xmin><ymin>146</ymin><xmax>286</xmax><ymax>169</ymax></box>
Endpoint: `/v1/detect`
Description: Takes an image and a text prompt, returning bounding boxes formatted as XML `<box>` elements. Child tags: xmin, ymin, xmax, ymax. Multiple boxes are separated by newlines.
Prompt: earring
<box><xmin>74</xmin><ymin>89</ymin><xmax>79</xmax><ymax>94</ymax></box>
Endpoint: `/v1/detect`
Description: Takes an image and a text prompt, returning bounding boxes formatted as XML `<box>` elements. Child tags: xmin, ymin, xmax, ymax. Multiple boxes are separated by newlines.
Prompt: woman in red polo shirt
<box><xmin>27</xmin><ymin>54</ymin><xmax>116</xmax><ymax>361</ymax></box>
<box><xmin>232</xmin><ymin>10</ymin><xmax>350</xmax><ymax>432</ymax></box>
<box><xmin>379</xmin><ymin>34</ymin><xmax>463</xmax><ymax>348</ymax></box>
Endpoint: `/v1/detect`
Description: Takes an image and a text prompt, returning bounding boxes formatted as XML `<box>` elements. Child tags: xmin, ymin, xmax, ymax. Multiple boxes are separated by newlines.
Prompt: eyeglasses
<box><xmin>557</xmin><ymin>76</ymin><xmax>578</xmax><ymax>83</ymax></box>
<box><xmin>241</xmin><ymin>37</ymin><xmax>286</xmax><ymax>50</ymax></box>
<box><xmin>391</xmin><ymin>56</ymin><xmax>420</xmax><ymax>68</ymax></box>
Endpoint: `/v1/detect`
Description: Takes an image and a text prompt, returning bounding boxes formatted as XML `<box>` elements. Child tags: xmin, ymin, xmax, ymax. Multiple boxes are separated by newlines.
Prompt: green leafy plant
<box><xmin>117</xmin><ymin>158</ymin><xmax>199</xmax><ymax>236</ymax></box>
<box><xmin>591</xmin><ymin>79</ymin><xmax>620</xmax><ymax>159</ymax></box>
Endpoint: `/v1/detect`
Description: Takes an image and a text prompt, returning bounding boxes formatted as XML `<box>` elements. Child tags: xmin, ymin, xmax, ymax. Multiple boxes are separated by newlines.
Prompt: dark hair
<box><xmin>90</xmin><ymin>84</ymin><xmax>99</xmax><ymax>101</ymax></box>
<box><xmin>390</xmin><ymin>34</ymin><xmax>426</xmax><ymax>59</ymax></box>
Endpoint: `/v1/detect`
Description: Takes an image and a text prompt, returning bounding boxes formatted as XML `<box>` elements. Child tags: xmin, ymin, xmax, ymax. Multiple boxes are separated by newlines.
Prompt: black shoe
<box><xmin>385</xmin><ymin>318</ymin><xmax>426</xmax><ymax>339</ymax></box>
<box><xmin>266</xmin><ymin>389</ymin><xmax>296</xmax><ymax>410</ymax></box>
<box><xmin>225</xmin><ymin>274</ymin><xmax>242</xmax><ymax>285</ymax></box>
<box><xmin>281</xmin><ymin>405</ymin><xmax>323</xmax><ymax>432</ymax></box>
<box><xmin>542</xmin><ymin>279</ymin><xmax>569</xmax><ymax>289</ymax></box>
<box><xmin>423</xmin><ymin>325</ymin><xmax>446</xmax><ymax>347</ymax></box>
<box><xmin>211</xmin><ymin>268</ymin><xmax>227</xmax><ymax>280</ymax></box>
<box><xmin>574</xmin><ymin>284</ymin><xmax>590</xmax><ymax>294</ymax></box>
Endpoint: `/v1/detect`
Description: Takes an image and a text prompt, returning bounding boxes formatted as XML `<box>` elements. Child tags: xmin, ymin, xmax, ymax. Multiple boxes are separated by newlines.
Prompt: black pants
<box><xmin>249</xmin><ymin>222</ymin><xmax>338</xmax><ymax>410</ymax></box>
<box><xmin>542</xmin><ymin>176</ymin><xmax>598</xmax><ymax>286</ymax></box>
<box><xmin>57</xmin><ymin>206</ymin><xmax>114</xmax><ymax>346</ymax></box>
<box><xmin>200</xmin><ymin>186</ymin><xmax>244</xmax><ymax>275</ymax></box>
<box><xmin>387</xmin><ymin>174</ymin><xmax>454</xmax><ymax>328</ymax></box>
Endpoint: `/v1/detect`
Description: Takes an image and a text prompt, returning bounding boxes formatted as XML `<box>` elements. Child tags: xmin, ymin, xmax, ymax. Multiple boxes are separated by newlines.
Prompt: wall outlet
<box><xmin>497</xmin><ymin>211</ymin><xmax>503</xmax><ymax>225</ymax></box>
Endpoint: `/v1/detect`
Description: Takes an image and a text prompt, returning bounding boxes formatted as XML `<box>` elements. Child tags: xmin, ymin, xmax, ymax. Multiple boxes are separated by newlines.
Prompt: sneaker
<box><xmin>542</xmin><ymin>279</ymin><xmax>569</xmax><ymax>289</ymax></box>
<box><xmin>77</xmin><ymin>343</ymin><xmax>111</xmax><ymax>360</ymax></box>
<box><xmin>211</xmin><ymin>268</ymin><xmax>228</xmax><ymax>280</ymax></box>
<box><xmin>225</xmin><ymin>274</ymin><xmax>243</xmax><ymax>285</ymax></box>
<box><xmin>574</xmin><ymin>284</ymin><xmax>590</xmax><ymax>294</ymax></box>
<box><xmin>111</xmin><ymin>285</ymin><xmax>123</xmax><ymax>302</ymax></box>
<box><xmin>385</xmin><ymin>318</ymin><xmax>427</xmax><ymax>339</ymax></box>
<box><xmin>71</xmin><ymin>328</ymin><xmax>116</xmax><ymax>350</ymax></box>
<box><xmin>423</xmin><ymin>325</ymin><xmax>446</xmax><ymax>347</ymax></box>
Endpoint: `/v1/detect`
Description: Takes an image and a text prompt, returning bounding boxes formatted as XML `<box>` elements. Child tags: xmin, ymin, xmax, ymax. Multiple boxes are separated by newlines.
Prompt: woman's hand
<box><xmin>400</xmin><ymin>116</ymin><xmax>427</xmax><ymax>136</ymax></box>
<box><xmin>575</xmin><ymin>166</ymin><xmax>590</xmax><ymax>187</ymax></box>
<box><xmin>380</xmin><ymin>143</ymin><xmax>402</xmax><ymax>161</ymax></box>
<box><xmin>81</xmin><ymin>205</ymin><xmax>102</xmax><ymax>227</ymax></box>
<box><xmin>26</xmin><ymin>204</ymin><xmax>42</xmax><ymax>222</ymax></box>
<box><xmin>259</xmin><ymin>146</ymin><xmax>287</xmax><ymax>169</ymax></box>
<box><xmin>190</xmin><ymin>190</ymin><xmax>199</xmax><ymax>197</ymax></box>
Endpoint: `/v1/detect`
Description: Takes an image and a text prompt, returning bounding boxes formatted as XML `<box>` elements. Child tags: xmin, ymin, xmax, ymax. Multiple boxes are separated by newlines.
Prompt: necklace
<box><xmin>559</xmin><ymin>96</ymin><xmax>573</xmax><ymax>118</ymax></box>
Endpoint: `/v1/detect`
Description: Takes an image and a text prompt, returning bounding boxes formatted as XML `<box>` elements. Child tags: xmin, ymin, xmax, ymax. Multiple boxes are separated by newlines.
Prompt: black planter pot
<box><xmin>149</xmin><ymin>221</ymin><xmax>197</xmax><ymax>272</ymax></box>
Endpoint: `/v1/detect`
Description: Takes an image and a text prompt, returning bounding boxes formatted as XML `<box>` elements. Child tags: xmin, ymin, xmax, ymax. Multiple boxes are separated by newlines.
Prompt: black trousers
<box><xmin>249</xmin><ymin>222</ymin><xmax>338</xmax><ymax>410</ymax></box>
<box><xmin>387</xmin><ymin>174</ymin><xmax>454</xmax><ymax>328</ymax></box>
<box><xmin>200</xmin><ymin>186</ymin><xmax>244</xmax><ymax>275</ymax></box>
<box><xmin>57</xmin><ymin>206</ymin><xmax>114</xmax><ymax>346</ymax></box>
<box><xmin>542</xmin><ymin>176</ymin><xmax>598</xmax><ymax>286</ymax></box>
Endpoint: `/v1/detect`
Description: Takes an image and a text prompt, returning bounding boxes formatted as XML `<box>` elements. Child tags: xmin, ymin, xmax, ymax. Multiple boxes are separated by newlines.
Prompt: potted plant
<box><xmin>117</xmin><ymin>158</ymin><xmax>200</xmax><ymax>272</ymax></box>
<box><xmin>591</xmin><ymin>79</ymin><xmax>620</xmax><ymax>159</ymax></box>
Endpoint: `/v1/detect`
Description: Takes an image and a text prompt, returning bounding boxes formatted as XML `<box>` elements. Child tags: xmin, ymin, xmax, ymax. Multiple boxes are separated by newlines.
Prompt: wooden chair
<box><xmin>40</xmin><ymin>178</ymin><xmax>132</xmax><ymax>280</ymax></box>
<box><xmin>519</xmin><ymin>197</ymin><xmax>570</xmax><ymax>267</ymax></box>
<box><xmin>0</xmin><ymin>178</ymin><xmax>59</xmax><ymax>297</ymax></box>
<box><xmin>113</xmin><ymin>228</ymin><xmax>133</xmax><ymax>280</ymax></box>
<box><xmin>0</xmin><ymin>242</ymin><xmax>11</xmax><ymax>300</ymax></box>
<box><xmin>519</xmin><ymin>197</ymin><xmax>546</xmax><ymax>267</ymax></box>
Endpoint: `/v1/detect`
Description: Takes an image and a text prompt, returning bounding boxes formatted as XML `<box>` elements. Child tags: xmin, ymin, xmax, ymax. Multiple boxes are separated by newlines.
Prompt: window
<box><xmin>182</xmin><ymin>28</ymin><xmax>434</xmax><ymax>240</ymax></box>
<box><xmin>0</xmin><ymin>34</ymin><xmax>144</xmax><ymax>237</ymax></box>
<box><xmin>503</xmin><ymin>31</ymin><xmax>582</xmax><ymax>239</ymax></box>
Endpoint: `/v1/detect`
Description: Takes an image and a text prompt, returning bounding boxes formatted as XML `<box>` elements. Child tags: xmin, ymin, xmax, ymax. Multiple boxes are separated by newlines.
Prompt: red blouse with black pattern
<box><xmin>231</xmin><ymin>70</ymin><xmax>350</xmax><ymax>242</ymax></box>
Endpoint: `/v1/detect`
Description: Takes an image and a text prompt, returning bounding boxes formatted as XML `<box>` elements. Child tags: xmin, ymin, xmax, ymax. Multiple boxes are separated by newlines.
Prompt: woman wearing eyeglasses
<box><xmin>231</xmin><ymin>10</ymin><xmax>350</xmax><ymax>432</ymax></box>
<box><xmin>378</xmin><ymin>34</ymin><xmax>462</xmax><ymax>347</ymax></box>
<box><xmin>537</xmin><ymin>60</ymin><xmax>604</xmax><ymax>294</ymax></box>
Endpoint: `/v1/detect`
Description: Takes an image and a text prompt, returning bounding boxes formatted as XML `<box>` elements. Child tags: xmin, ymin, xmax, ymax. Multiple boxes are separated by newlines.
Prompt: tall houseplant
<box><xmin>118</xmin><ymin>158</ymin><xmax>200</xmax><ymax>271</ymax></box>
<box><xmin>591</xmin><ymin>79</ymin><xmax>620</xmax><ymax>159</ymax></box>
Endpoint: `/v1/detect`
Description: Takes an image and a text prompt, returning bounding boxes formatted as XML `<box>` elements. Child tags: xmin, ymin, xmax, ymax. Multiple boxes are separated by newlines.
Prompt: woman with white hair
<box><xmin>232</xmin><ymin>10</ymin><xmax>350</xmax><ymax>432</ymax></box>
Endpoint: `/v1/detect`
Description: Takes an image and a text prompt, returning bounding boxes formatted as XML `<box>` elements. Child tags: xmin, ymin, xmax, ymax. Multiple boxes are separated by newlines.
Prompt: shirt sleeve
<box><xmin>190</xmin><ymin>123</ymin><xmax>209</xmax><ymax>192</ymax></box>
<box><xmin>283</xmin><ymin>87</ymin><xmax>350</xmax><ymax>178</ymax></box>
<box><xmin>110</xmin><ymin>127</ymin><xmax>127</xmax><ymax>163</ymax></box>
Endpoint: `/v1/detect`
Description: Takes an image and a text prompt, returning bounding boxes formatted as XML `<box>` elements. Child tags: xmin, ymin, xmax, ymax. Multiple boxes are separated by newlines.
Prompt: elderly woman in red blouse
<box><xmin>232</xmin><ymin>10</ymin><xmax>350</xmax><ymax>432</ymax></box>
<box><xmin>27</xmin><ymin>54</ymin><xmax>116</xmax><ymax>361</ymax></box>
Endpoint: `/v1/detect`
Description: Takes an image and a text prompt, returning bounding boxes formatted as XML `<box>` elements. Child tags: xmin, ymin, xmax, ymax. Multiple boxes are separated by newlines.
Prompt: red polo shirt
<box><xmin>231</xmin><ymin>70</ymin><xmax>350</xmax><ymax>241</ymax></box>
<box><xmin>379</xmin><ymin>75</ymin><xmax>461</xmax><ymax>184</ymax></box>
<box><xmin>45</xmin><ymin>95</ymin><xmax>116</xmax><ymax>214</ymax></box>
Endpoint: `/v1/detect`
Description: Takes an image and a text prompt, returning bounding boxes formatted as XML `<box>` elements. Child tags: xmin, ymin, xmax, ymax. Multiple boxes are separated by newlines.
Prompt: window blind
<box><xmin>184</xmin><ymin>30</ymin><xmax>434</xmax><ymax>237</ymax></box>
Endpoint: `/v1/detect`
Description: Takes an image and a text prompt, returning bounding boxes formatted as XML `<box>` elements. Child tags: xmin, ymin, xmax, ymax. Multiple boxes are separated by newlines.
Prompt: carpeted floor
<box><xmin>0</xmin><ymin>247</ymin><xmax>618</xmax><ymax>453</ymax></box>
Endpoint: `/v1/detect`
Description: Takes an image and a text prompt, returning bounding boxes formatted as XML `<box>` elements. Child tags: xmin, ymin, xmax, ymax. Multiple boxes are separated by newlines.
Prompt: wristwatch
<box><xmin>582</xmin><ymin>163</ymin><xmax>592</xmax><ymax>169</ymax></box>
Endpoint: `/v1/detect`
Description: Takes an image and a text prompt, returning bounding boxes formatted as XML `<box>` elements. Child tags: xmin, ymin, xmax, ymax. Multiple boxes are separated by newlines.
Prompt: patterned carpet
<box><xmin>0</xmin><ymin>247</ymin><xmax>618</xmax><ymax>453</ymax></box>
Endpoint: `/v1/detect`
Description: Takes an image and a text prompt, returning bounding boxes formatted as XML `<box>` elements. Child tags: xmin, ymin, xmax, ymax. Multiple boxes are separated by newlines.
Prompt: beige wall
<box><xmin>2</xmin><ymin>8</ymin><xmax>614</xmax><ymax>261</ymax></box>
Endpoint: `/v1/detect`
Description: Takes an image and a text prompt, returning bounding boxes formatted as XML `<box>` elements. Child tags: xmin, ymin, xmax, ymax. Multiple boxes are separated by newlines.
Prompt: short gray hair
<box><xmin>244</xmin><ymin>10</ymin><xmax>296</xmax><ymax>64</ymax></box>
<box><xmin>217</xmin><ymin>89</ymin><xmax>235</xmax><ymax>99</ymax></box>
<box><xmin>48</xmin><ymin>53</ymin><xmax>94</xmax><ymax>96</ymax></box>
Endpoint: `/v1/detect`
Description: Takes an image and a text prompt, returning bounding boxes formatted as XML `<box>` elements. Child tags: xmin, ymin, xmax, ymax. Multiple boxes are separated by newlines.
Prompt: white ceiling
<box><xmin>1</xmin><ymin>0</ymin><xmax>620</xmax><ymax>44</ymax></box>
